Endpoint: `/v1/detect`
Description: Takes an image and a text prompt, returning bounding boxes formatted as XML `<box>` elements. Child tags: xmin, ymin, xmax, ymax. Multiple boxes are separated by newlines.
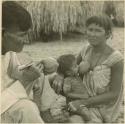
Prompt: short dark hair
<box><xmin>57</xmin><ymin>54</ymin><xmax>76</xmax><ymax>75</ymax></box>
<box><xmin>86</xmin><ymin>14</ymin><xmax>113</xmax><ymax>34</ymax></box>
<box><xmin>2</xmin><ymin>1</ymin><xmax>32</xmax><ymax>31</ymax></box>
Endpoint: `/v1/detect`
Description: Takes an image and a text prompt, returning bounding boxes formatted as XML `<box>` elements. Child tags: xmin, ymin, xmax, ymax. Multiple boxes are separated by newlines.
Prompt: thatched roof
<box><xmin>23</xmin><ymin>1</ymin><xmax>104</xmax><ymax>40</ymax></box>
<box><xmin>15</xmin><ymin>1</ymin><xmax>124</xmax><ymax>40</ymax></box>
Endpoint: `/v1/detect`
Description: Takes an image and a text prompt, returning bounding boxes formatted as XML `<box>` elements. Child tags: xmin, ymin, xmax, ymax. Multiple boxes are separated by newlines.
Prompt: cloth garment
<box><xmin>79</xmin><ymin>44</ymin><xmax>123</xmax><ymax>122</ymax></box>
<box><xmin>1</xmin><ymin>99</ymin><xmax>43</xmax><ymax>123</ymax></box>
<box><xmin>33</xmin><ymin>74</ymin><xmax>66</xmax><ymax>112</ymax></box>
<box><xmin>1</xmin><ymin>51</ymin><xmax>44</xmax><ymax>123</ymax></box>
<box><xmin>33</xmin><ymin>73</ymin><xmax>68</xmax><ymax>123</ymax></box>
<box><xmin>63</xmin><ymin>76</ymin><xmax>89</xmax><ymax>100</ymax></box>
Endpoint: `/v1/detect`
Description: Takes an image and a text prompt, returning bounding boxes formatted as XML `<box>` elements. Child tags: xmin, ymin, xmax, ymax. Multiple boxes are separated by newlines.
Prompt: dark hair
<box><xmin>86</xmin><ymin>14</ymin><xmax>113</xmax><ymax>35</ymax></box>
<box><xmin>2</xmin><ymin>1</ymin><xmax>32</xmax><ymax>31</ymax></box>
<box><xmin>57</xmin><ymin>54</ymin><xmax>76</xmax><ymax>75</ymax></box>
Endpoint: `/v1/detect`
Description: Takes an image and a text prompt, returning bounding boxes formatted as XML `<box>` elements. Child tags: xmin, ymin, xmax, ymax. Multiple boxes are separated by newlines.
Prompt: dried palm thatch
<box><xmin>103</xmin><ymin>1</ymin><xmax>124</xmax><ymax>27</ymax></box>
<box><xmin>24</xmin><ymin>1</ymin><xmax>104</xmax><ymax>40</ymax></box>
<box><xmin>16</xmin><ymin>1</ymin><xmax>105</xmax><ymax>41</ymax></box>
<box><xmin>26</xmin><ymin>1</ymin><xmax>82</xmax><ymax>40</ymax></box>
<box><xmin>5</xmin><ymin>1</ymin><xmax>124</xmax><ymax>42</ymax></box>
<box><xmin>114</xmin><ymin>1</ymin><xmax>124</xmax><ymax>26</ymax></box>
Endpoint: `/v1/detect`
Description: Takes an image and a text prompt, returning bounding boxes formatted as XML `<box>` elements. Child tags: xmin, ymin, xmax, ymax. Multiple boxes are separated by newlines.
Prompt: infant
<box><xmin>57</xmin><ymin>54</ymin><xmax>91</xmax><ymax>121</ymax></box>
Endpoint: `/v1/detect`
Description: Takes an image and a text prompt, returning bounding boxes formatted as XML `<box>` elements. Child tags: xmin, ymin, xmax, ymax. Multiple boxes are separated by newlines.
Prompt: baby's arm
<box><xmin>63</xmin><ymin>80</ymin><xmax>72</xmax><ymax>95</ymax></box>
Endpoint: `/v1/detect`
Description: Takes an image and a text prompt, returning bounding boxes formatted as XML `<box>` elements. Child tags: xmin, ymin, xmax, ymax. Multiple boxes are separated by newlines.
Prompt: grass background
<box><xmin>23</xmin><ymin>27</ymin><xmax>124</xmax><ymax>61</ymax></box>
<box><xmin>23</xmin><ymin>27</ymin><xmax>124</xmax><ymax>123</ymax></box>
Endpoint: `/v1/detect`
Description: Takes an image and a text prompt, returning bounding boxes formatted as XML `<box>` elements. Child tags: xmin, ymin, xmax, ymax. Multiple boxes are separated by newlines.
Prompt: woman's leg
<box><xmin>1</xmin><ymin>99</ymin><xmax>44</xmax><ymax>123</ymax></box>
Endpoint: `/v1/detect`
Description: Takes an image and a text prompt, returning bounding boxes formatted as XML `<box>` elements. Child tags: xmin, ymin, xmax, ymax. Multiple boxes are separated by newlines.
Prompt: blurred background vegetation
<box><xmin>15</xmin><ymin>1</ymin><xmax>124</xmax><ymax>43</ymax></box>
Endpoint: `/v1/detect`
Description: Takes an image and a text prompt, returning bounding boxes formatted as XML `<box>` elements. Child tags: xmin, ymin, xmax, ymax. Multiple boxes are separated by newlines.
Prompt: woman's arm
<box><xmin>67</xmin><ymin>93</ymin><xmax>89</xmax><ymax>99</ymax></box>
<box><xmin>70</xmin><ymin>60</ymin><xmax>123</xmax><ymax>108</ymax></box>
<box><xmin>82</xmin><ymin>60</ymin><xmax>123</xmax><ymax>107</ymax></box>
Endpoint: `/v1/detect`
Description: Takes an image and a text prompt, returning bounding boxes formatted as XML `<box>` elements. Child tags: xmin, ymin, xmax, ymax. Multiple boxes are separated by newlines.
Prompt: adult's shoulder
<box><xmin>16</xmin><ymin>52</ymin><xmax>33</xmax><ymax>65</ymax></box>
<box><xmin>104</xmin><ymin>46</ymin><xmax>123</xmax><ymax>67</ymax></box>
<box><xmin>111</xmin><ymin>51</ymin><xmax>123</xmax><ymax>69</ymax></box>
<box><xmin>2</xmin><ymin>51</ymin><xmax>14</xmax><ymax>65</ymax></box>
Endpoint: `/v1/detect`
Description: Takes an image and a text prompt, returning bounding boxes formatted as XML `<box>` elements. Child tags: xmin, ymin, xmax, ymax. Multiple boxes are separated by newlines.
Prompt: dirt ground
<box><xmin>23</xmin><ymin>27</ymin><xmax>124</xmax><ymax>123</ymax></box>
<box><xmin>23</xmin><ymin>27</ymin><xmax>124</xmax><ymax>61</ymax></box>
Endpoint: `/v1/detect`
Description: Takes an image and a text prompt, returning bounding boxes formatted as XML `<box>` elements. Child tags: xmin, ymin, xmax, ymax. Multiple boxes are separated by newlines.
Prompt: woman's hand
<box><xmin>68</xmin><ymin>100</ymin><xmax>81</xmax><ymax>112</ymax></box>
<box><xmin>52</xmin><ymin>74</ymin><xmax>64</xmax><ymax>94</ymax></box>
<box><xmin>68</xmin><ymin>100</ymin><xmax>88</xmax><ymax>113</ymax></box>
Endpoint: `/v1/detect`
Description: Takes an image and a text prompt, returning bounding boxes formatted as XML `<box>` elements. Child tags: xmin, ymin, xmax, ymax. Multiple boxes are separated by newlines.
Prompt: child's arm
<box><xmin>63</xmin><ymin>80</ymin><xmax>72</xmax><ymax>95</ymax></box>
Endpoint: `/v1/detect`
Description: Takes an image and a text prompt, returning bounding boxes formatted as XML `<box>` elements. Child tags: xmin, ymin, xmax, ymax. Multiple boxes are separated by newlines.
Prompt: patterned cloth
<box><xmin>63</xmin><ymin>76</ymin><xmax>89</xmax><ymax>102</ymax></box>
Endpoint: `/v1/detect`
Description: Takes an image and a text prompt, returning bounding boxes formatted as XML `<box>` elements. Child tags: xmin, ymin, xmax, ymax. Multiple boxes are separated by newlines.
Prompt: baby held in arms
<box><xmin>57</xmin><ymin>54</ymin><xmax>91</xmax><ymax>122</ymax></box>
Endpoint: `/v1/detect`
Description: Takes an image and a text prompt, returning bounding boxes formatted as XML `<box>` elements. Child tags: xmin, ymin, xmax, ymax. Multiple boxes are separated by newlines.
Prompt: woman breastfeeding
<box><xmin>53</xmin><ymin>14</ymin><xmax>123</xmax><ymax>123</ymax></box>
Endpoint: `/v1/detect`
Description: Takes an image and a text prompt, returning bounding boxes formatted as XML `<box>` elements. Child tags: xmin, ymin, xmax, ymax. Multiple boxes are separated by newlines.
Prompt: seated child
<box><xmin>33</xmin><ymin>57</ymin><xmax>59</xmax><ymax>108</ymax></box>
<box><xmin>33</xmin><ymin>57</ymin><xmax>69</xmax><ymax>123</ymax></box>
<box><xmin>57</xmin><ymin>54</ymin><xmax>91</xmax><ymax>122</ymax></box>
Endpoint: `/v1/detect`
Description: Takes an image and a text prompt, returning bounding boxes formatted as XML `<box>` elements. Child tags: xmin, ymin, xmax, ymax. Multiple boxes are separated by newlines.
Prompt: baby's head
<box><xmin>57</xmin><ymin>54</ymin><xmax>78</xmax><ymax>77</ymax></box>
<box><xmin>42</xmin><ymin>57</ymin><xmax>59</xmax><ymax>75</ymax></box>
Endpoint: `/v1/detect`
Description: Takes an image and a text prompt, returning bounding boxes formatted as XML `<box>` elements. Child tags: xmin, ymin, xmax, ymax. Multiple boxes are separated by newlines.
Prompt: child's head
<box><xmin>42</xmin><ymin>57</ymin><xmax>59</xmax><ymax>75</ymax></box>
<box><xmin>57</xmin><ymin>54</ymin><xmax>78</xmax><ymax>77</ymax></box>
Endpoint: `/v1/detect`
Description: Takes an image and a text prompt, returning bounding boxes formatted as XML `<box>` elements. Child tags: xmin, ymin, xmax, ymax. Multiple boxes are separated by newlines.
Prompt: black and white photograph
<box><xmin>1</xmin><ymin>1</ymin><xmax>124</xmax><ymax>123</ymax></box>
